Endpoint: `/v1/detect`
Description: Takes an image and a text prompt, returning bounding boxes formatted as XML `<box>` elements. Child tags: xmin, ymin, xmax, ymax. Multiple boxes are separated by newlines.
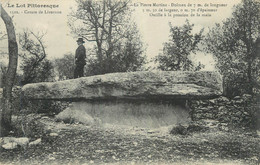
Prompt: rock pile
<box><xmin>1</xmin><ymin>137</ymin><xmax>43</xmax><ymax>150</ymax></box>
<box><xmin>188</xmin><ymin>94</ymin><xmax>258</xmax><ymax>128</ymax></box>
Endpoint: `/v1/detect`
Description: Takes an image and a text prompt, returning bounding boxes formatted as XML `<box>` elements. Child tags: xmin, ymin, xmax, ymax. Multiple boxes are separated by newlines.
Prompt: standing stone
<box><xmin>55</xmin><ymin>101</ymin><xmax>190</xmax><ymax>128</ymax></box>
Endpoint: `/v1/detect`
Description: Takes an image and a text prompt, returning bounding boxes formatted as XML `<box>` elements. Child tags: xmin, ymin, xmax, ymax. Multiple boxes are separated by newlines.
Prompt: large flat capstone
<box><xmin>22</xmin><ymin>71</ymin><xmax>223</xmax><ymax>100</ymax></box>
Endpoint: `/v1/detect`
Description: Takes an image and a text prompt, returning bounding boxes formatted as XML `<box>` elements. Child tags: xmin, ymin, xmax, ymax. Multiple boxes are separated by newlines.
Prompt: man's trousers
<box><xmin>74</xmin><ymin>64</ymin><xmax>84</xmax><ymax>78</ymax></box>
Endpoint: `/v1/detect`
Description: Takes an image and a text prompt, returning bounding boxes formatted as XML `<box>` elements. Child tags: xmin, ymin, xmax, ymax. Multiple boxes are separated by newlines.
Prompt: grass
<box><xmin>0</xmin><ymin>114</ymin><xmax>259</xmax><ymax>165</ymax></box>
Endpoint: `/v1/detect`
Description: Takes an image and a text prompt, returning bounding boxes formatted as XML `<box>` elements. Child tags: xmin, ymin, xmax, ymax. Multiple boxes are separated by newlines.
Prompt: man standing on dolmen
<box><xmin>74</xmin><ymin>38</ymin><xmax>86</xmax><ymax>78</ymax></box>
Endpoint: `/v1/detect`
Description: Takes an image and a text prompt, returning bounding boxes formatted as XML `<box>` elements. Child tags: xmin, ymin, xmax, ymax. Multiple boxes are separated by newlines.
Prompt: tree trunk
<box><xmin>247</xmin><ymin>61</ymin><xmax>253</xmax><ymax>95</ymax></box>
<box><xmin>0</xmin><ymin>5</ymin><xmax>18</xmax><ymax>136</ymax></box>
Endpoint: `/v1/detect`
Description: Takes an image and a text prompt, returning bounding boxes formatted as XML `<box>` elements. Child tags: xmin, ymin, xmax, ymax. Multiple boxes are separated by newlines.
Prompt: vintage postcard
<box><xmin>0</xmin><ymin>0</ymin><xmax>259</xmax><ymax>164</ymax></box>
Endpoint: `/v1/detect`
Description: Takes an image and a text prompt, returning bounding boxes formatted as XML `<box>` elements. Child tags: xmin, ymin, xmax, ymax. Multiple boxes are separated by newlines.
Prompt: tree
<box><xmin>0</xmin><ymin>24</ymin><xmax>7</xmax><ymax>88</ymax></box>
<box><xmin>19</xmin><ymin>30</ymin><xmax>54</xmax><ymax>85</ymax></box>
<box><xmin>111</xmin><ymin>23</ymin><xmax>146</xmax><ymax>72</ymax></box>
<box><xmin>155</xmin><ymin>20</ymin><xmax>204</xmax><ymax>71</ymax></box>
<box><xmin>53</xmin><ymin>53</ymin><xmax>75</xmax><ymax>80</ymax></box>
<box><xmin>69</xmin><ymin>0</ymin><xmax>146</xmax><ymax>75</ymax></box>
<box><xmin>0</xmin><ymin>5</ymin><xmax>18</xmax><ymax>136</ymax></box>
<box><xmin>85</xmin><ymin>22</ymin><xmax>146</xmax><ymax>75</ymax></box>
<box><xmin>205</xmin><ymin>0</ymin><xmax>260</xmax><ymax>97</ymax></box>
<box><xmin>0</xmin><ymin>63</ymin><xmax>7</xmax><ymax>88</ymax></box>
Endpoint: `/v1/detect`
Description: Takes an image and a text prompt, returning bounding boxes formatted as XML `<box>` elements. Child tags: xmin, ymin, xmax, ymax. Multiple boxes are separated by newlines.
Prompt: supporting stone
<box><xmin>56</xmin><ymin>100</ymin><xmax>190</xmax><ymax>128</ymax></box>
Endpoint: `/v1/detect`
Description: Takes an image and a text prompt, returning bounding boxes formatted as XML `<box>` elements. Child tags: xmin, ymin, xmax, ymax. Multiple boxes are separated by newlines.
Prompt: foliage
<box><xmin>111</xmin><ymin>23</ymin><xmax>146</xmax><ymax>72</ymax></box>
<box><xmin>170</xmin><ymin>123</ymin><xmax>209</xmax><ymax>135</ymax></box>
<box><xmin>204</xmin><ymin>0</ymin><xmax>260</xmax><ymax>97</ymax></box>
<box><xmin>19</xmin><ymin>30</ymin><xmax>54</xmax><ymax>85</ymax></box>
<box><xmin>22</xmin><ymin>100</ymin><xmax>69</xmax><ymax>115</ymax></box>
<box><xmin>69</xmin><ymin>0</ymin><xmax>146</xmax><ymax>75</ymax></box>
<box><xmin>155</xmin><ymin>20</ymin><xmax>204</xmax><ymax>71</ymax></box>
<box><xmin>85</xmin><ymin>23</ymin><xmax>146</xmax><ymax>76</ymax></box>
<box><xmin>12</xmin><ymin>114</ymin><xmax>46</xmax><ymax>138</ymax></box>
<box><xmin>20</xmin><ymin>58</ymin><xmax>54</xmax><ymax>84</ymax></box>
<box><xmin>9</xmin><ymin>86</ymin><xmax>69</xmax><ymax>117</ymax></box>
<box><xmin>53</xmin><ymin>53</ymin><xmax>75</xmax><ymax>80</ymax></box>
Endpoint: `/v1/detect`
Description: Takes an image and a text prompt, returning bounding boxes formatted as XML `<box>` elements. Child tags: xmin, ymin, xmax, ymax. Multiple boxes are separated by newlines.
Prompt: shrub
<box><xmin>170</xmin><ymin>124</ymin><xmax>188</xmax><ymax>135</ymax></box>
<box><xmin>11</xmin><ymin>86</ymin><xmax>70</xmax><ymax>116</ymax></box>
<box><xmin>12</xmin><ymin>114</ymin><xmax>46</xmax><ymax>138</ymax></box>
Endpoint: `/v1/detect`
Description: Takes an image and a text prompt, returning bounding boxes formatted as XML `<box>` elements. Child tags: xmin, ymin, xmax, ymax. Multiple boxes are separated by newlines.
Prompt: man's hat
<box><xmin>76</xmin><ymin>38</ymin><xmax>85</xmax><ymax>43</ymax></box>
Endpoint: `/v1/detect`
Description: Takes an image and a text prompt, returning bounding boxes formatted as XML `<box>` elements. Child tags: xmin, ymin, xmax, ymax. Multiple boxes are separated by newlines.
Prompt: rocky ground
<box><xmin>0</xmin><ymin>115</ymin><xmax>260</xmax><ymax>165</ymax></box>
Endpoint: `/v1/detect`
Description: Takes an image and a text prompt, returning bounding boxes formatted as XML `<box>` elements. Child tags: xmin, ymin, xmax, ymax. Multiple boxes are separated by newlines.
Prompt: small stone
<box><xmin>2</xmin><ymin>142</ymin><xmax>18</xmax><ymax>149</ymax></box>
<box><xmin>233</xmin><ymin>96</ymin><xmax>242</xmax><ymax>100</ymax></box>
<box><xmin>14</xmin><ymin>137</ymin><xmax>29</xmax><ymax>146</ymax></box>
<box><xmin>218</xmin><ymin>106</ymin><xmax>226</xmax><ymax>111</ymax></box>
<box><xmin>29</xmin><ymin>138</ymin><xmax>41</xmax><ymax>146</ymax></box>
<box><xmin>234</xmin><ymin>99</ymin><xmax>244</xmax><ymax>104</ymax></box>
<box><xmin>250</xmin><ymin>156</ymin><xmax>259</xmax><ymax>162</ymax></box>
<box><xmin>133</xmin><ymin>141</ymin><xmax>138</xmax><ymax>146</ymax></box>
<box><xmin>257</xmin><ymin>131</ymin><xmax>260</xmax><ymax>137</ymax></box>
<box><xmin>50</xmin><ymin>133</ymin><xmax>59</xmax><ymax>137</ymax></box>
<box><xmin>218</xmin><ymin>96</ymin><xmax>229</xmax><ymax>102</ymax></box>
<box><xmin>147</xmin><ymin>130</ymin><xmax>156</xmax><ymax>134</ymax></box>
<box><xmin>208</xmin><ymin>99</ymin><xmax>216</xmax><ymax>104</ymax></box>
<box><xmin>2</xmin><ymin>137</ymin><xmax>15</xmax><ymax>144</ymax></box>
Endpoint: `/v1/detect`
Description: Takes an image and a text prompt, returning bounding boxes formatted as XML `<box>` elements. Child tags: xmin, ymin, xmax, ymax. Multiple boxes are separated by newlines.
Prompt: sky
<box><xmin>0</xmin><ymin>0</ymin><xmax>241</xmax><ymax>71</ymax></box>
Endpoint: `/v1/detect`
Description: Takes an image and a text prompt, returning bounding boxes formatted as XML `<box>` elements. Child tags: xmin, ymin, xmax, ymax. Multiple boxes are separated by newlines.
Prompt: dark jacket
<box><xmin>75</xmin><ymin>45</ymin><xmax>86</xmax><ymax>66</ymax></box>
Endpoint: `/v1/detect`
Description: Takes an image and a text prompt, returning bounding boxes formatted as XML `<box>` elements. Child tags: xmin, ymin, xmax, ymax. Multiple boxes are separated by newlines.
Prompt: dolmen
<box><xmin>22</xmin><ymin>71</ymin><xmax>223</xmax><ymax>128</ymax></box>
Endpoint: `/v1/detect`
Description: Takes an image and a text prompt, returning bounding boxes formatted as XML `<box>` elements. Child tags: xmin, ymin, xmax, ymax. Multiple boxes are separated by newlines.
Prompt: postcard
<box><xmin>0</xmin><ymin>0</ymin><xmax>259</xmax><ymax>164</ymax></box>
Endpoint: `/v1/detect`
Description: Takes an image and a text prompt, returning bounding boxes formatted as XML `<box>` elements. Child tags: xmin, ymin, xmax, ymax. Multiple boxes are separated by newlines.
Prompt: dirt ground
<box><xmin>0</xmin><ymin>115</ymin><xmax>260</xmax><ymax>165</ymax></box>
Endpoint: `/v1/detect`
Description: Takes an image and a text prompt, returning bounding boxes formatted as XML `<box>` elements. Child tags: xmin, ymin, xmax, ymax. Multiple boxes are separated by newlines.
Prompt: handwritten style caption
<box><xmin>132</xmin><ymin>2</ymin><xmax>228</xmax><ymax>18</ymax></box>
